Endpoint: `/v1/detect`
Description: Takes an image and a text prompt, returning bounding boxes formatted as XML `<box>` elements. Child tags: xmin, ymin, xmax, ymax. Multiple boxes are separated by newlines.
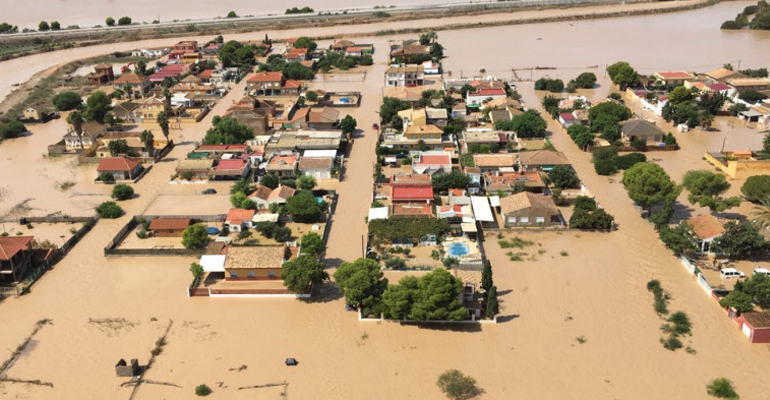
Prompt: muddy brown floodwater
<box><xmin>2</xmin><ymin>2</ymin><xmax>770</xmax><ymax>399</ymax></box>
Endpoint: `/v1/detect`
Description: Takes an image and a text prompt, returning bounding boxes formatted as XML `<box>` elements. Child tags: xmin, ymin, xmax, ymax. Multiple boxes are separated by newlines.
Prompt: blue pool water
<box><xmin>340</xmin><ymin>97</ymin><xmax>351</xmax><ymax>103</ymax></box>
<box><xmin>316</xmin><ymin>197</ymin><xmax>324</xmax><ymax>204</ymax></box>
<box><xmin>447</xmin><ymin>242</ymin><xmax>470</xmax><ymax>257</ymax></box>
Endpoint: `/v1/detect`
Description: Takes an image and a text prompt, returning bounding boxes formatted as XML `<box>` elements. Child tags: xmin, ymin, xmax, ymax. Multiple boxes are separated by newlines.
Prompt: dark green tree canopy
<box><xmin>510</xmin><ymin>110</ymin><xmax>547</xmax><ymax>138</ymax></box>
<box><xmin>182</xmin><ymin>223</ymin><xmax>209</xmax><ymax>249</ymax></box>
<box><xmin>52</xmin><ymin>91</ymin><xmax>82</xmax><ymax>111</ymax></box>
<box><xmin>85</xmin><ymin>91</ymin><xmax>112</xmax><ymax>123</ymax></box>
<box><xmin>431</xmin><ymin>170</ymin><xmax>470</xmax><ymax>191</ymax></box>
<box><xmin>682</xmin><ymin>170</ymin><xmax>741</xmax><ymax>212</ymax></box>
<box><xmin>712</xmin><ymin>221</ymin><xmax>768</xmax><ymax>259</ymax></box>
<box><xmin>622</xmin><ymin>162</ymin><xmax>680</xmax><ymax>211</ymax></box>
<box><xmin>741</xmin><ymin>175</ymin><xmax>770</xmax><ymax>202</ymax></box>
<box><xmin>203</xmin><ymin>116</ymin><xmax>254</xmax><ymax>144</ymax></box>
<box><xmin>333</xmin><ymin>258</ymin><xmax>388</xmax><ymax>312</ymax></box>
<box><xmin>409</xmin><ymin>268</ymin><xmax>467</xmax><ymax>321</ymax></box>
<box><xmin>285</xmin><ymin>191</ymin><xmax>322</xmax><ymax>223</ymax></box>
<box><xmin>547</xmin><ymin>165</ymin><xmax>580</xmax><ymax>189</ymax></box>
<box><xmin>574</xmin><ymin>72</ymin><xmax>597</xmax><ymax>89</ymax></box>
<box><xmin>95</xmin><ymin>201</ymin><xmax>123</xmax><ymax>218</ymax></box>
<box><xmin>281</xmin><ymin>255</ymin><xmax>328</xmax><ymax>293</ymax></box>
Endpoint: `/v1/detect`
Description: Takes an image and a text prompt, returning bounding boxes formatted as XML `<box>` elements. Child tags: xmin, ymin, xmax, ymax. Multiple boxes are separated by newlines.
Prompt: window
<box><xmin>506</xmin><ymin>217</ymin><xmax>516</xmax><ymax>224</ymax></box>
<box><xmin>535</xmin><ymin>217</ymin><xmax>545</xmax><ymax>224</ymax></box>
<box><xmin>229</xmin><ymin>271</ymin><xmax>238</xmax><ymax>278</ymax></box>
<box><xmin>519</xmin><ymin>217</ymin><xmax>530</xmax><ymax>224</ymax></box>
<box><xmin>268</xmin><ymin>270</ymin><xmax>277</xmax><ymax>278</ymax></box>
<box><xmin>247</xmin><ymin>271</ymin><xmax>255</xmax><ymax>278</ymax></box>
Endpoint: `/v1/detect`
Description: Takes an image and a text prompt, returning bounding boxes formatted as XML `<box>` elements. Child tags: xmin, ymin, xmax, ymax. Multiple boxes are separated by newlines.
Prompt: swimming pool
<box><xmin>447</xmin><ymin>242</ymin><xmax>470</xmax><ymax>257</ymax></box>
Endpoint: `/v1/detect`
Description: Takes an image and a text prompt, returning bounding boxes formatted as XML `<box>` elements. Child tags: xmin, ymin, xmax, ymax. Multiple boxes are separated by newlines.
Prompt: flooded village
<box><xmin>1</xmin><ymin>0</ymin><xmax>770</xmax><ymax>399</ymax></box>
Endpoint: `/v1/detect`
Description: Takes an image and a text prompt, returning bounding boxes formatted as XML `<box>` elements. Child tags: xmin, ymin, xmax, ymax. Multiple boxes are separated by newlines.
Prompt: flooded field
<box><xmin>1</xmin><ymin>1</ymin><xmax>770</xmax><ymax>399</ymax></box>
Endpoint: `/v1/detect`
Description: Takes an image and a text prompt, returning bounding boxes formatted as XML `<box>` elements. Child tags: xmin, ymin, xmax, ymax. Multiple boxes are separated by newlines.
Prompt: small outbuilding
<box><xmin>148</xmin><ymin>218</ymin><xmax>192</xmax><ymax>237</ymax></box>
<box><xmin>115</xmin><ymin>358</ymin><xmax>140</xmax><ymax>377</ymax></box>
<box><xmin>739</xmin><ymin>312</ymin><xmax>770</xmax><ymax>343</ymax></box>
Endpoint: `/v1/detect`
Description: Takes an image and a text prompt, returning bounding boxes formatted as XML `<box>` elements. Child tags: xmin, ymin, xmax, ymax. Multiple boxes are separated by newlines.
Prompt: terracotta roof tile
<box><xmin>0</xmin><ymin>236</ymin><xmax>34</xmax><ymax>260</ymax></box>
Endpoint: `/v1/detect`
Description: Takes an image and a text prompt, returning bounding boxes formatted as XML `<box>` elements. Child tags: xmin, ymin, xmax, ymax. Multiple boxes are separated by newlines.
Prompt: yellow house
<box><xmin>223</xmin><ymin>245</ymin><xmax>294</xmax><ymax>280</ymax></box>
<box><xmin>397</xmin><ymin>108</ymin><xmax>427</xmax><ymax>127</ymax></box>
<box><xmin>705</xmin><ymin>150</ymin><xmax>770</xmax><ymax>179</ymax></box>
<box><xmin>22</xmin><ymin>107</ymin><xmax>43</xmax><ymax>121</ymax></box>
<box><xmin>381</xmin><ymin>124</ymin><xmax>446</xmax><ymax>150</ymax></box>
<box><xmin>136</xmin><ymin>96</ymin><xmax>169</xmax><ymax>123</ymax></box>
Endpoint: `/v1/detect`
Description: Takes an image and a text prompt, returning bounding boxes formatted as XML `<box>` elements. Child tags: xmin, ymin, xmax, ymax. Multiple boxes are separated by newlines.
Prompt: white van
<box><xmin>753</xmin><ymin>268</ymin><xmax>770</xmax><ymax>277</ymax></box>
<box><xmin>720</xmin><ymin>268</ymin><xmax>745</xmax><ymax>279</ymax></box>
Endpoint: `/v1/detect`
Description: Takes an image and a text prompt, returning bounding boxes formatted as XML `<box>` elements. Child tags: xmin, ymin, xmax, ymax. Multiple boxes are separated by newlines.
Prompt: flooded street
<box><xmin>1</xmin><ymin>1</ymin><xmax>770</xmax><ymax>399</ymax></box>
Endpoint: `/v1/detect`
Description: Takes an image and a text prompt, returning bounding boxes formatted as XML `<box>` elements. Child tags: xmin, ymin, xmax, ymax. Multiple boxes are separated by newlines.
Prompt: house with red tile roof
<box><xmin>686</xmin><ymin>214</ymin><xmax>726</xmax><ymax>254</ymax></box>
<box><xmin>653</xmin><ymin>71</ymin><xmax>695</xmax><ymax>86</ymax></box>
<box><xmin>412</xmin><ymin>151</ymin><xmax>452</xmax><ymax>175</ymax></box>
<box><xmin>96</xmin><ymin>157</ymin><xmax>144</xmax><ymax>181</ymax></box>
<box><xmin>247</xmin><ymin>71</ymin><xmax>284</xmax><ymax>96</ymax></box>
<box><xmin>225</xmin><ymin>208</ymin><xmax>256</xmax><ymax>232</ymax></box>
<box><xmin>114</xmin><ymin>73</ymin><xmax>151</xmax><ymax>97</ymax></box>
<box><xmin>0</xmin><ymin>236</ymin><xmax>34</xmax><ymax>283</ymax></box>
<box><xmin>248</xmin><ymin>185</ymin><xmax>296</xmax><ymax>209</ymax></box>
<box><xmin>148</xmin><ymin>218</ymin><xmax>192</xmax><ymax>237</ymax></box>
<box><xmin>210</xmin><ymin>158</ymin><xmax>250</xmax><ymax>180</ymax></box>
<box><xmin>265</xmin><ymin>154</ymin><xmax>299</xmax><ymax>177</ymax></box>
<box><xmin>391</xmin><ymin>186</ymin><xmax>435</xmax><ymax>203</ymax></box>
<box><xmin>285</xmin><ymin>47</ymin><xmax>308</xmax><ymax>62</ymax></box>
<box><xmin>392</xmin><ymin>203</ymin><xmax>434</xmax><ymax>218</ymax></box>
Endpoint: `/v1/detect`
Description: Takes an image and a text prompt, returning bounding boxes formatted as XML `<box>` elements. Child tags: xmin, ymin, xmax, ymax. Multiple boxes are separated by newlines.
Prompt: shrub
<box><xmin>272</xmin><ymin>226</ymin><xmax>292</xmax><ymax>242</ymax></box>
<box><xmin>574</xmin><ymin>196</ymin><xmax>598</xmax><ymax>211</ymax></box>
<box><xmin>385</xmin><ymin>257</ymin><xmax>407</xmax><ymax>270</ymax></box>
<box><xmin>594</xmin><ymin>158</ymin><xmax>618</xmax><ymax>176</ymax></box>
<box><xmin>117</xmin><ymin>16</ymin><xmax>132</xmax><ymax>25</ymax></box>
<box><xmin>111</xmin><ymin>184</ymin><xmax>134</xmax><ymax>200</ymax></box>
<box><xmin>52</xmin><ymin>92</ymin><xmax>82</xmax><ymax>111</ymax></box>
<box><xmin>95</xmin><ymin>201</ymin><xmax>123</xmax><ymax>218</ymax></box>
<box><xmin>195</xmin><ymin>384</ymin><xmax>212</xmax><ymax>396</ymax></box>
<box><xmin>436</xmin><ymin>369</ymin><xmax>480</xmax><ymax>400</ymax></box>
<box><xmin>741</xmin><ymin>175</ymin><xmax>770</xmax><ymax>202</ymax></box>
<box><xmin>285</xmin><ymin>191</ymin><xmax>322</xmax><ymax>223</ymax></box>
<box><xmin>721</xmin><ymin>20</ymin><xmax>742</xmax><ymax>30</ymax></box>
<box><xmin>630</xmin><ymin>139</ymin><xmax>647</xmax><ymax>151</ymax></box>
<box><xmin>182</xmin><ymin>224</ymin><xmax>209</xmax><ymax>249</ymax></box>
<box><xmin>664</xmin><ymin>132</ymin><xmax>677</xmax><ymax>146</ymax></box>
<box><xmin>706</xmin><ymin>378</ymin><xmax>739</xmax><ymax>399</ymax></box>
<box><xmin>661</xmin><ymin>335</ymin><xmax>683</xmax><ymax>351</ymax></box>
<box><xmin>615</xmin><ymin>153</ymin><xmax>646</xmax><ymax>170</ymax></box>
<box><xmin>0</xmin><ymin>121</ymin><xmax>27</xmax><ymax>139</ymax></box>
<box><xmin>180</xmin><ymin>171</ymin><xmax>193</xmax><ymax>181</ymax></box>
<box><xmin>99</xmin><ymin>172</ymin><xmax>115</xmax><ymax>183</ymax></box>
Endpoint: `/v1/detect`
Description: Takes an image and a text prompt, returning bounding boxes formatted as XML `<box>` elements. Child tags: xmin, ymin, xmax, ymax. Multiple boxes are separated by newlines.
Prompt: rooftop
<box><xmin>96</xmin><ymin>157</ymin><xmax>142</xmax><ymax>172</ymax></box>
<box><xmin>392</xmin><ymin>186</ymin><xmax>434</xmax><ymax>201</ymax></box>
<box><xmin>742</xmin><ymin>311</ymin><xmax>770</xmax><ymax>329</ymax></box>
<box><xmin>298</xmin><ymin>157</ymin><xmax>333</xmax><ymax>170</ymax></box>
<box><xmin>473</xmin><ymin>154</ymin><xmax>515</xmax><ymax>168</ymax></box>
<box><xmin>656</xmin><ymin>71</ymin><xmax>694</xmax><ymax>80</ymax></box>
<box><xmin>247</xmin><ymin>71</ymin><xmax>283</xmax><ymax>83</ymax></box>
<box><xmin>226</xmin><ymin>208</ymin><xmax>256</xmax><ymax>223</ymax></box>
<box><xmin>686</xmin><ymin>214</ymin><xmax>726</xmax><ymax>240</ymax></box>
<box><xmin>0</xmin><ymin>236</ymin><xmax>34</xmax><ymax>260</ymax></box>
<box><xmin>215</xmin><ymin>159</ymin><xmax>249</xmax><ymax>171</ymax></box>
<box><xmin>224</xmin><ymin>246</ymin><xmax>290</xmax><ymax>269</ymax></box>
<box><xmin>148</xmin><ymin>218</ymin><xmax>192</xmax><ymax>231</ymax></box>
<box><xmin>500</xmin><ymin>192</ymin><xmax>558</xmax><ymax>214</ymax></box>
<box><xmin>517</xmin><ymin>150</ymin><xmax>570</xmax><ymax>166</ymax></box>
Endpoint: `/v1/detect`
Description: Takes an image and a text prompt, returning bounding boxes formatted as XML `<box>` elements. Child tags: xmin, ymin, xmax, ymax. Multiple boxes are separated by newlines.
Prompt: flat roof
<box><xmin>199</xmin><ymin>254</ymin><xmax>226</xmax><ymax>273</ymax></box>
<box><xmin>368</xmin><ymin>207</ymin><xmax>389</xmax><ymax>221</ymax></box>
<box><xmin>470</xmin><ymin>196</ymin><xmax>494</xmax><ymax>222</ymax></box>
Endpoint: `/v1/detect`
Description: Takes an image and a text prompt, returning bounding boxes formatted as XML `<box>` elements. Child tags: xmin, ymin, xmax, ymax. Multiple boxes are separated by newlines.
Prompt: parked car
<box><xmin>720</xmin><ymin>268</ymin><xmax>745</xmax><ymax>279</ymax></box>
<box><xmin>753</xmin><ymin>268</ymin><xmax>770</xmax><ymax>277</ymax></box>
<box><xmin>201</xmin><ymin>188</ymin><xmax>217</xmax><ymax>194</ymax></box>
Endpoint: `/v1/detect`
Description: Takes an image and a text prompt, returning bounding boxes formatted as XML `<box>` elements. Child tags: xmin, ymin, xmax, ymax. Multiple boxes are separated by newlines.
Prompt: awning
<box><xmin>368</xmin><ymin>207</ymin><xmax>389</xmax><ymax>221</ymax></box>
<box><xmin>489</xmin><ymin>196</ymin><xmax>500</xmax><ymax>208</ymax></box>
<box><xmin>470</xmin><ymin>196</ymin><xmax>494</xmax><ymax>222</ymax></box>
<box><xmin>461</xmin><ymin>222</ymin><xmax>478</xmax><ymax>233</ymax></box>
<box><xmin>199</xmin><ymin>255</ymin><xmax>226</xmax><ymax>272</ymax></box>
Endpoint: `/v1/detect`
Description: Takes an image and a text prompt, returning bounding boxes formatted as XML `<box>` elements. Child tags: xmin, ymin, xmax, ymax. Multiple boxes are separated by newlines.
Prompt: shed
<box><xmin>115</xmin><ymin>359</ymin><xmax>140</xmax><ymax>377</ymax></box>
<box><xmin>148</xmin><ymin>218</ymin><xmax>191</xmax><ymax>237</ymax></box>
<box><xmin>740</xmin><ymin>312</ymin><xmax>770</xmax><ymax>343</ymax></box>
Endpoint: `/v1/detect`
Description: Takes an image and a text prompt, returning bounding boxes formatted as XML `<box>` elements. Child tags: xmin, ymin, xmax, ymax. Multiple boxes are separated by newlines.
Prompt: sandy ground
<box><xmin>2</xmin><ymin>2</ymin><xmax>770</xmax><ymax>399</ymax></box>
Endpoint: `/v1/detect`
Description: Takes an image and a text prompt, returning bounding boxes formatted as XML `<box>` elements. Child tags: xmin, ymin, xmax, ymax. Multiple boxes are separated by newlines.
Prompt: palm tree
<box><xmin>752</xmin><ymin>195</ymin><xmax>770</xmax><ymax>232</ymax></box>
<box><xmin>140</xmin><ymin>129</ymin><xmax>155</xmax><ymax>158</ymax></box>
<box><xmin>123</xmin><ymin>83</ymin><xmax>133</xmax><ymax>99</ymax></box>
<box><xmin>66</xmin><ymin>110</ymin><xmax>84</xmax><ymax>149</ymax></box>
<box><xmin>156</xmin><ymin>111</ymin><xmax>170</xmax><ymax>142</ymax></box>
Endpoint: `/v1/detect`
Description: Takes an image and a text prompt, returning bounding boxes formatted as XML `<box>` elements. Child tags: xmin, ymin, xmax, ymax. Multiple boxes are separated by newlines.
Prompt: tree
<box><xmin>712</xmin><ymin>221</ymin><xmax>768</xmax><ymax>259</ymax></box>
<box><xmin>742</xmin><ymin>273</ymin><xmax>770</xmax><ymax>309</ymax></box>
<box><xmin>111</xmin><ymin>184</ymin><xmax>134</xmax><ymax>201</ymax></box>
<box><xmin>706</xmin><ymin>378</ymin><xmax>739</xmax><ymax>399</ymax></box>
<box><xmin>431</xmin><ymin>170</ymin><xmax>471</xmax><ymax>191</ymax></box>
<box><xmin>339</xmin><ymin>115</ymin><xmax>357</xmax><ymax>134</ymax></box>
<box><xmin>569</xmin><ymin>208</ymin><xmax>614</xmax><ymax>230</ymax></box>
<box><xmin>419</xmin><ymin>31</ymin><xmax>437</xmax><ymax>45</ymax></box>
<box><xmin>53</xmin><ymin>92</ymin><xmax>82</xmax><ymax>111</ymax></box>
<box><xmin>181</xmin><ymin>224</ymin><xmax>209</xmax><ymax>249</ymax></box>
<box><xmin>333</xmin><ymin>258</ymin><xmax>388</xmax><ymax>312</ymax></box>
<box><xmin>305</xmin><ymin>91</ymin><xmax>318</xmax><ymax>102</ymax></box>
<box><xmin>751</xmin><ymin>195</ymin><xmax>770</xmax><ymax>232</ymax></box>
<box><xmin>615</xmin><ymin>153</ymin><xmax>647</xmax><ymax>170</ymax></box>
<box><xmin>682</xmin><ymin>170</ymin><xmax>741</xmax><ymax>212</ymax></box>
<box><xmin>297</xmin><ymin>175</ymin><xmax>317</xmax><ymax>190</ymax></box>
<box><xmin>622</xmin><ymin>163</ymin><xmax>680</xmax><ymax>212</ymax></box>
<box><xmin>380</xmin><ymin>97</ymin><xmax>410</xmax><ymax>123</ymax></box>
<box><xmin>140</xmin><ymin>130</ymin><xmax>155</xmax><ymax>158</ymax></box>
<box><xmin>485</xmin><ymin>285</ymin><xmax>499</xmax><ymax>318</ymax></box>
<box><xmin>229</xmin><ymin>192</ymin><xmax>247</xmax><ymax>208</ymax></box>
<box><xmin>281</xmin><ymin>255</ymin><xmax>328</xmax><ymax>293</ymax></box>
<box><xmin>481</xmin><ymin>260</ymin><xmax>493</xmax><ymax>292</ymax></box>
<box><xmin>719</xmin><ymin>289</ymin><xmax>754</xmax><ymax>313</ymax></box>
<box><xmin>105</xmin><ymin>17</ymin><xmax>115</xmax><ymax>26</ymax></box>
<box><xmin>667</xmin><ymin>86</ymin><xmax>694</xmax><ymax>105</ymax></box>
<box><xmin>85</xmin><ymin>91</ymin><xmax>112</xmax><ymax>123</ymax></box>
<box><xmin>117</xmin><ymin>16</ymin><xmax>132</xmax><ymax>25</ymax></box>
<box><xmin>664</xmin><ymin>132</ymin><xmax>678</xmax><ymax>146</ymax></box>
<box><xmin>606</xmin><ymin>61</ymin><xmax>639</xmax><ymax>89</ymax></box>
<box><xmin>300</xmin><ymin>232</ymin><xmax>325</xmax><ymax>256</ymax></box>
<box><xmin>285</xmin><ymin>191</ymin><xmax>322</xmax><ymax>223</ymax></box>
<box><xmin>574</xmin><ymin>196</ymin><xmax>598</xmax><ymax>211</ymax></box>
<box><xmin>381</xmin><ymin>276</ymin><xmax>420</xmax><ymax>319</ymax></box>
<box><xmin>226</xmin><ymin>11</ymin><xmax>238</xmax><ymax>18</ymax></box>
<box><xmin>50</xmin><ymin>21</ymin><xmax>60</xmax><ymax>30</ymax></box>
<box><xmin>436</xmin><ymin>369</ymin><xmax>480</xmax><ymax>400</ymax></box>
<box><xmin>190</xmin><ymin>263</ymin><xmax>204</xmax><ymax>280</ymax></box>
<box><xmin>741</xmin><ymin>175</ymin><xmax>770</xmax><ymax>203</ymax></box>
<box><xmin>510</xmin><ymin>110</ymin><xmax>547</xmax><ymax>138</ymax></box>
<box><xmin>409</xmin><ymin>269</ymin><xmax>467</xmax><ymax>321</ymax></box>
<box><xmin>658</xmin><ymin>223</ymin><xmax>697</xmax><ymax>256</ymax></box>
<box><xmin>156</xmin><ymin>111</ymin><xmax>170</xmax><ymax>141</ymax></box>
<box><xmin>95</xmin><ymin>201</ymin><xmax>122</xmax><ymax>218</ymax></box>
<box><xmin>66</xmin><ymin>110</ymin><xmax>85</xmax><ymax>148</ymax></box>
<box><xmin>282</xmin><ymin>62</ymin><xmax>314</xmax><ymax>80</ymax></box>
<box><xmin>588</xmin><ymin>101</ymin><xmax>631</xmax><ymax>122</ymax></box>
<box><xmin>547</xmin><ymin>165</ymin><xmax>580</xmax><ymax>189</ymax></box>
<box><xmin>574</xmin><ymin>72</ymin><xmax>597</xmax><ymax>89</ymax></box>
<box><xmin>592</xmin><ymin>147</ymin><xmax>618</xmax><ymax>176</ymax></box>
<box><xmin>99</xmin><ymin>172</ymin><xmax>115</xmax><ymax>183</ymax></box>
<box><xmin>38</xmin><ymin>21</ymin><xmax>50</xmax><ymax>31</ymax></box>
<box><xmin>293</xmin><ymin>37</ymin><xmax>317</xmax><ymax>51</ymax></box>
<box><xmin>260</xmin><ymin>173</ymin><xmax>280</xmax><ymax>189</ymax></box>
<box><xmin>108</xmin><ymin>139</ymin><xmax>129</xmax><ymax>156</ymax></box>
<box><xmin>739</xmin><ymin>90</ymin><xmax>768</xmax><ymax>103</ymax></box>
<box><xmin>202</xmin><ymin>116</ymin><xmax>254</xmax><ymax>144</ymax></box>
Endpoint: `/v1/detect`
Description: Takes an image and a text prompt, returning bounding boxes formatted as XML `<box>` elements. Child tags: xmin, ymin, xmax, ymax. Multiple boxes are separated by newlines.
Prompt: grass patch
<box><xmin>506</xmin><ymin>251</ymin><xmax>528</xmax><ymax>261</ymax></box>
<box><xmin>575</xmin><ymin>336</ymin><xmax>586</xmax><ymax>344</ymax></box>
<box><xmin>59</xmin><ymin>181</ymin><xmax>76</xmax><ymax>191</ymax></box>
<box><xmin>560</xmin><ymin>251</ymin><xmax>569</xmax><ymax>256</ymax></box>
<box><xmin>647</xmin><ymin>280</ymin><xmax>669</xmax><ymax>315</ymax></box>
<box><xmin>498</xmin><ymin>237</ymin><xmax>534</xmax><ymax>249</ymax></box>
<box><xmin>649</xmin><ymin>280</ymin><xmax>693</xmax><ymax>352</ymax></box>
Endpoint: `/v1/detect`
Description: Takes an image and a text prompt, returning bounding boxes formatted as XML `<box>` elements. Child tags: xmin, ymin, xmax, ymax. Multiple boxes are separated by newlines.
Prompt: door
<box><xmin>742</xmin><ymin>323</ymin><xmax>752</xmax><ymax>338</ymax></box>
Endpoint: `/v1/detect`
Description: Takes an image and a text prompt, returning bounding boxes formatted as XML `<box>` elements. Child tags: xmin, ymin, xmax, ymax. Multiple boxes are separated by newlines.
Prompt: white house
<box><xmin>422</xmin><ymin>60</ymin><xmax>440</xmax><ymax>75</ymax></box>
<box><xmin>225</xmin><ymin>208</ymin><xmax>255</xmax><ymax>232</ymax></box>
<box><xmin>298</xmin><ymin>157</ymin><xmax>334</xmax><ymax>180</ymax></box>
<box><xmin>466</xmin><ymin>88</ymin><xmax>506</xmax><ymax>107</ymax></box>
<box><xmin>412</xmin><ymin>151</ymin><xmax>452</xmax><ymax>175</ymax></box>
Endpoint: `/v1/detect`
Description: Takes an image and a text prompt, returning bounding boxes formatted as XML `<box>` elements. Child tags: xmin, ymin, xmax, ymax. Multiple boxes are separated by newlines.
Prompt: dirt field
<box><xmin>3</xmin><ymin>1</ymin><xmax>770</xmax><ymax>399</ymax></box>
